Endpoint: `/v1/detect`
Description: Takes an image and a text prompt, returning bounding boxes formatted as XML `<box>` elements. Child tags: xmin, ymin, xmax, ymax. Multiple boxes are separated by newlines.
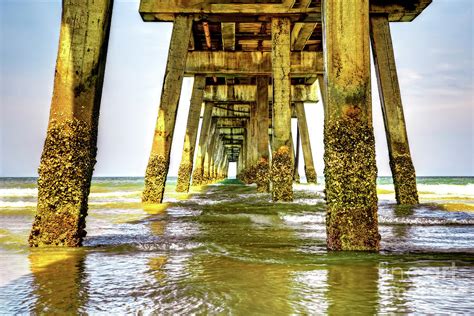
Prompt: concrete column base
<box><xmin>142</xmin><ymin>155</ymin><xmax>168</xmax><ymax>203</ymax></box>
<box><xmin>391</xmin><ymin>155</ymin><xmax>419</xmax><ymax>204</ymax></box>
<box><xmin>176</xmin><ymin>162</ymin><xmax>193</xmax><ymax>192</ymax></box>
<box><xmin>271</xmin><ymin>146</ymin><xmax>293</xmax><ymax>201</ymax></box>
<box><xmin>256</xmin><ymin>159</ymin><xmax>270</xmax><ymax>193</ymax></box>
<box><xmin>324</xmin><ymin>118</ymin><xmax>380</xmax><ymax>251</ymax></box>
<box><xmin>29</xmin><ymin>119</ymin><xmax>96</xmax><ymax>247</ymax></box>
<box><xmin>305</xmin><ymin>166</ymin><xmax>317</xmax><ymax>184</ymax></box>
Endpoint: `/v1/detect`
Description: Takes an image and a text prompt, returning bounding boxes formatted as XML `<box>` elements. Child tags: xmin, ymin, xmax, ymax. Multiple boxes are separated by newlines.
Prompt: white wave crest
<box><xmin>378</xmin><ymin>216</ymin><xmax>474</xmax><ymax>226</ymax></box>
<box><xmin>89</xmin><ymin>191</ymin><xmax>142</xmax><ymax>198</ymax></box>
<box><xmin>0</xmin><ymin>188</ymin><xmax>37</xmax><ymax>197</ymax></box>
<box><xmin>281</xmin><ymin>214</ymin><xmax>325</xmax><ymax>224</ymax></box>
<box><xmin>0</xmin><ymin>201</ymin><xmax>36</xmax><ymax>208</ymax></box>
<box><xmin>416</xmin><ymin>184</ymin><xmax>474</xmax><ymax>197</ymax></box>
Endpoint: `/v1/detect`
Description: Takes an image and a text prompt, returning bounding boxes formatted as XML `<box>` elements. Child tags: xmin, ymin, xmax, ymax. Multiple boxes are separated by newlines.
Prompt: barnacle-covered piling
<box><xmin>29</xmin><ymin>120</ymin><xmax>96</xmax><ymax>247</ymax></box>
<box><xmin>324</xmin><ymin>119</ymin><xmax>380</xmax><ymax>250</ymax></box>
<box><xmin>29</xmin><ymin>0</ymin><xmax>113</xmax><ymax>247</ymax></box>
<box><xmin>256</xmin><ymin>159</ymin><xmax>270</xmax><ymax>193</ymax></box>
<box><xmin>142</xmin><ymin>15</ymin><xmax>193</xmax><ymax>203</ymax></box>
<box><xmin>176</xmin><ymin>76</ymin><xmax>206</xmax><ymax>192</ymax></box>
<box><xmin>323</xmin><ymin>0</ymin><xmax>380</xmax><ymax>251</ymax></box>
<box><xmin>271</xmin><ymin>17</ymin><xmax>293</xmax><ymax>201</ymax></box>
<box><xmin>391</xmin><ymin>155</ymin><xmax>419</xmax><ymax>204</ymax></box>
<box><xmin>142</xmin><ymin>155</ymin><xmax>169</xmax><ymax>203</ymax></box>
<box><xmin>370</xmin><ymin>15</ymin><xmax>419</xmax><ymax>205</ymax></box>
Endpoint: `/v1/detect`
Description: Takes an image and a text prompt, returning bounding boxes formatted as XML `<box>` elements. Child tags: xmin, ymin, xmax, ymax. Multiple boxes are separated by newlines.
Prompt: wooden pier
<box><xmin>30</xmin><ymin>0</ymin><xmax>431</xmax><ymax>250</ymax></box>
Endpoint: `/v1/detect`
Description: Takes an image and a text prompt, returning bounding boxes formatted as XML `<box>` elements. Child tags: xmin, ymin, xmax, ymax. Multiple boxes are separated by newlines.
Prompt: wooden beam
<box><xmin>140</xmin><ymin>0</ymin><xmax>319</xmax><ymax>21</ymax></box>
<box><xmin>221</xmin><ymin>22</ymin><xmax>236</xmax><ymax>51</ymax></box>
<box><xmin>291</xmin><ymin>22</ymin><xmax>317</xmax><ymax>50</ymax></box>
<box><xmin>185</xmin><ymin>51</ymin><xmax>323</xmax><ymax>76</ymax></box>
<box><xmin>139</xmin><ymin>0</ymin><xmax>431</xmax><ymax>23</ymax></box>
<box><xmin>204</xmin><ymin>83</ymin><xmax>319</xmax><ymax>103</ymax></box>
<box><xmin>202</xmin><ymin>21</ymin><xmax>212</xmax><ymax>48</ymax></box>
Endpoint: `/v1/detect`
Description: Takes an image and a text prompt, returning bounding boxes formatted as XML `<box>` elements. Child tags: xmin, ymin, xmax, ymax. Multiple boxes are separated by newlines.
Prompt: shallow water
<box><xmin>0</xmin><ymin>177</ymin><xmax>473</xmax><ymax>314</ymax></box>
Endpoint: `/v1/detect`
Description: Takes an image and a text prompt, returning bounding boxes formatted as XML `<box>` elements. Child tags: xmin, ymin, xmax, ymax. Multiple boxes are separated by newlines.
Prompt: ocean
<box><xmin>0</xmin><ymin>176</ymin><xmax>473</xmax><ymax>314</ymax></box>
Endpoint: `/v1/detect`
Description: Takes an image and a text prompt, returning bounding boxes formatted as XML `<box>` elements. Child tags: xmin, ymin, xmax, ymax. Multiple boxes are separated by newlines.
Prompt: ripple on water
<box><xmin>1</xmin><ymin>177</ymin><xmax>474</xmax><ymax>314</ymax></box>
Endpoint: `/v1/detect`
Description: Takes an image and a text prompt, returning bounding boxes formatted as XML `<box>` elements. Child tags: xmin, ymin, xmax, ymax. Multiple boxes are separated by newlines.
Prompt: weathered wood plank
<box><xmin>140</xmin><ymin>0</ymin><xmax>319</xmax><ymax>17</ymax></box>
<box><xmin>221</xmin><ymin>22</ymin><xmax>236</xmax><ymax>51</ymax></box>
<box><xmin>139</xmin><ymin>0</ymin><xmax>431</xmax><ymax>23</ymax></box>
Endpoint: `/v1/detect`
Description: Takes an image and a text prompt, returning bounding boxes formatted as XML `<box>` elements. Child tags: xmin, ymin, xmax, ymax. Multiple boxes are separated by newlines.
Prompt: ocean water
<box><xmin>0</xmin><ymin>176</ymin><xmax>473</xmax><ymax>314</ymax></box>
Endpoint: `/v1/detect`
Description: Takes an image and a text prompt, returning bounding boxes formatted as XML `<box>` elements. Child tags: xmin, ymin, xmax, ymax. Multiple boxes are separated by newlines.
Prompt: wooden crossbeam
<box><xmin>185</xmin><ymin>51</ymin><xmax>323</xmax><ymax>76</ymax></box>
<box><xmin>140</xmin><ymin>0</ymin><xmax>432</xmax><ymax>23</ymax></box>
<box><xmin>291</xmin><ymin>22</ymin><xmax>317</xmax><ymax>50</ymax></box>
<box><xmin>221</xmin><ymin>22</ymin><xmax>236</xmax><ymax>51</ymax></box>
<box><xmin>140</xmin><ymin>1</ymin><xmax>319</xmax><ymax>22</ymax></box>
<box><xmin>204</xmin><ymin>83</ymin><xmax>319</xmax><ymax>103</ymax></box>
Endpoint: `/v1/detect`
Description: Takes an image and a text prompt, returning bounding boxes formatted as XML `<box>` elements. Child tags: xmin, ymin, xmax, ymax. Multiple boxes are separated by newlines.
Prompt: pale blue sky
<box><xmin>0</xmin><ymin>0</ymin><xmax>473</xmax><ymax>177</ymax></box>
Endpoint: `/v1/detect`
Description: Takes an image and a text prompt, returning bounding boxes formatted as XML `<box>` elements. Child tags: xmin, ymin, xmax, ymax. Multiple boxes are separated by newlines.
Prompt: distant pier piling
<box><xmin>176</xmin><ymin>76</ymin><xmax>206</xmax><ymax>192</ymax></box>
<box><xmin>370</xmin><ymin>15</ymin><xmax>419</xmax><ymax>205</ymax></box>
<box><xmin>142</xmin><ymin>15</ymin><xmax>193</xmax><ymax>204</ymax></box>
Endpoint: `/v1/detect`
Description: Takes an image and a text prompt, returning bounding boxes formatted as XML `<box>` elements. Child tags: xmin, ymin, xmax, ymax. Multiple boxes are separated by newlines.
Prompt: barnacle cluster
<box><xmin>176</xmin><ymin>162</ymin><xmax>193</xmax><ymax>192</ymax></box>
<box><xmin>324</xmin><ymin>118</ymin><xmax>380</xmax><ymax>251</ymax></box>
<box><xmin>29</xmin><ymin>119</ymin><xmax>96</xmax><ymax>247</ymax></box>
<box><xmin>255</xmin><ymin>158</ymin><xmax>270</xmax><ymax>193</ymax></box>
<box><xmin>305</xmin><ymin>166</ymin><xmax>317</xmax><ymax>184</ymax></box>
<box><xmin>142</xmin><ymin>155</ymin><xmax>168</xmax><ymax>204</ymax></box>
<box><xmin>192</xmin><ymin>167</ymin><xmax>204</xmax><ymax>186</ymax></box>
<box><xmin>390</xmin><ymin>155</ymin><xmax>419</xmax><ymax>205</ymax></box>
<box><xmin>271</xmin><ymin>146</ymin><xmax>293</xmax><ymax>202</ymax></box>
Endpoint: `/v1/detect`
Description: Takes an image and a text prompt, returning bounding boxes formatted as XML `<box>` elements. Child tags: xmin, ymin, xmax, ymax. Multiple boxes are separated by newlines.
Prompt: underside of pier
<box><xmin>31</xmin><ymin>0</ymin><xmax>430</xmax><ymax>250</ymax></box>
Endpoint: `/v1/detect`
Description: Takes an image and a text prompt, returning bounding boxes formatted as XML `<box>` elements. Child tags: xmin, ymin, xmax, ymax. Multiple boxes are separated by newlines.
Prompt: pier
<box><xmin>29</xmin><ymin>0</ymin><xmax>431</xmax><ymax>250</ymax></box>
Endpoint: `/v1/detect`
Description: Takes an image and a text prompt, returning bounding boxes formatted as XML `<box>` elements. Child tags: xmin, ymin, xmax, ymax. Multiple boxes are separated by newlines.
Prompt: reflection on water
<box><xmin>30</xmin><ymin>249</ymin><xmax>87</xmax><ymax>314</ymax></box>
<box><xmin>0</xmin><ymin>177</ymin><xmax>473</xmax><ymax>314</ymax></box>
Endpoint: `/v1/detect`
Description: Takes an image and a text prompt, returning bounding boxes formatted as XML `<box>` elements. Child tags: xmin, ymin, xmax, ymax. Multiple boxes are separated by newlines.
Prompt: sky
<box><xmin>0</xmin><ymin>0</ymin><xmax>473</xmax><ymax>177</ymax></box>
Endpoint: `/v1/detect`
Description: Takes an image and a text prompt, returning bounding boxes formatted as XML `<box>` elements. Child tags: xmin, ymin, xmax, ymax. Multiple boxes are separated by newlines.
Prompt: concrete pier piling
<box><xmin>142</xmin><ymin>15</ymin><xmax>193</xmax><ymax>204</ymax></box>
<box><xmin>295</xmin><ymin>102</ymin><xmax>317</xmax><ymax>184</ymax></box>
<box><xmin>176</xmin><ymin>76</ymin><xmax>206</xmax><ymax>192</ymax></box>
<box><xmin>192</xmin><ymin>102</ymin><xmax>214</xmax><ymax>186</ymax></box>
<box><xmin>271</xmin><ymin>17</ymin><xmax>294</xmax><ymax>202</ymax></box>
<box><xmin>291</xmin><ymin>131</ymin><xmax>301</xmax><ymax>183</ymax></box>
<box><xmin>29</xmin><ymin>0</ymin><xmax>113</xmax><ymax>247</ymax></box>
<box><xmin>256</xmin><ymin>77</ymin><xmax>270</xmax><ymax>193</ymax></box>
<box><xmin>323</xmin><ymin>0</ymin><xmax>380</xmax><ymax>251</ymax></box>
<box><xmin>370</xmin><ymin>15</ymin><xmax>419</xmax><ymax>205</ymax></box>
